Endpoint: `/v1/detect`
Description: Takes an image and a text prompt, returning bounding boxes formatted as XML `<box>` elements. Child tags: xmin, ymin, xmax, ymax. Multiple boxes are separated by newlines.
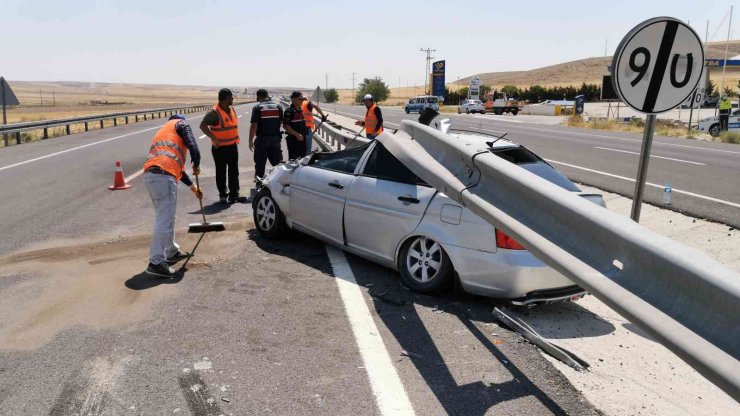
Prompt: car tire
<box><xmin>252</xmin><ymin>188</ymin><xmax>287</xmax><ymax>238</ymax></box>
<box><xmin>405</xmin><ymin>107</ymin><xmax>410</xmax><ymax>114</ymax></box>
<box><xmin>709</xmin><ymin>123</ymin><xmax>721</xmax><ymax>137</ymax></box>
<box><xmin>398</xmin><ymin>236</ymin><xmax>453</xmax><ymax>293</ymax></box>
<box><xmin>494</xmin><ymin>108</ymin><xmax>503</xmax><ymax>115</ymax></box>
<box><xmin>466</xmin><ymin>108</ymin><xmax>470</xmax><ymax>114</ymax></box>
<box><xmin>511</xmin><ymin>109</ymin><xmax>519</xmax><ymax>116</ymax></box>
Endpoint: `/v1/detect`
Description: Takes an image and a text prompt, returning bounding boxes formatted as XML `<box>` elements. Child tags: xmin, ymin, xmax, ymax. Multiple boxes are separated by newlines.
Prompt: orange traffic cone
<box><xmin>108</xmin><ymin>161</ymin><xmax>132</xmax><ymax>190</ymax></box>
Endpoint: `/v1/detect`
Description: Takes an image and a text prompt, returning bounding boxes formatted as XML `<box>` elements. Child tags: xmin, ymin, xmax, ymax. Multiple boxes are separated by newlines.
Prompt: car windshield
<box><xmin>491</xmin><ymin>147</ymin><xmax>580</xmax><ymax>192</ymax></box>
<box><xmin>427</xmin><ymin>97</ymin><xmax>438</xmax><ymax>103</ymax></box>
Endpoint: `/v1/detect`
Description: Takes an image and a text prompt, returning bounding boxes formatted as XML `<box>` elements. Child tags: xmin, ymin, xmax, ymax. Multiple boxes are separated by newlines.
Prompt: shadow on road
<box><xmin>515</xmin><ymin>301</ymin><xmax>616</xmax><ymax>339</ymax></box>
<box><xmin>189</xmin><ymin>201</ymin><xmax>232</xmax><ymax>216</ymax></box>
<box><xmin>125</xmin><ymin>271</ymin><xmax>185</xmax><ymax>290</ymax></box>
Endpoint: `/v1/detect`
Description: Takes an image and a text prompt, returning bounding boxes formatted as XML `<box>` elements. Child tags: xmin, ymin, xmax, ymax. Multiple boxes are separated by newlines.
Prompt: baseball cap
<box><xmin>169</xmin><ymin>114</ymin><xmax>186</xmax><ymax>121</ymax></box>
<box><xmin>290</xmin><ymin>91</ymin><xmax>304</xmax><ymax>99</ymax></box>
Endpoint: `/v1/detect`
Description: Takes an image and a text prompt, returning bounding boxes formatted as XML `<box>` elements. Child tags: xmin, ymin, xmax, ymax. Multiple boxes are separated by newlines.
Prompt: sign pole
<box><xmin>1</xmin><ymin>77</ymin><xmax>7</xmax><ymax>147</ymax></box>
<box><xmin>630</xmin><ymin>114</ymin><xmax>656</xmax><ymax>221</ymax></box>
<box><xmin>687</xmin><ymin>89</ymin><xmax>696</xmax><ymax>137</ymax></box>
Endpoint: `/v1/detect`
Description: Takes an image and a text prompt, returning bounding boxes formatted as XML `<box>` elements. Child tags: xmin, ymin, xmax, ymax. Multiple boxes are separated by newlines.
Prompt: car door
<box><xmin>289</xmin><ymin>144</ymin><xmax>369</xmax><ymax>245</ymax></box>
<box><xmin>730</xmin><ymin>109</ymin><xmax>740</xmax><ymax>131</ymax></box>
<box><xmin>344</xmin><ymin>142</ymin><xmax>437</xmax><ymax>263</ymax></box>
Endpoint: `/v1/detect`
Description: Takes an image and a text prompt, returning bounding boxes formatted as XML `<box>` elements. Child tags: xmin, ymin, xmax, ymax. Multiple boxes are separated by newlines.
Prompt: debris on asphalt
<box><xmin>401</xmin><ymin>349</ymin><xmax>424</xmax><ymax>359</ymax></box>
<box><xmin>221</xmin><ymin>398</ymin><xmax>231</xmax><ymax>403</ymax></box>
<box><xmin>493</xmin><ymin>340</ymin><xmax>504</xmax><ymax>345</ymax></box>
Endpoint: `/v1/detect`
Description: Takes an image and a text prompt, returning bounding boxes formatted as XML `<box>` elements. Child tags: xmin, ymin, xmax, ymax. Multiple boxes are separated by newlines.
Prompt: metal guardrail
<box><xmin>314</xmin><ymin>120</ymin><xmax>369</xmax><ymax>151</ymax></box>
<box><xmin>381</xmin><ymin>120</ymin><xmax>740</xmax><ymax>399</ymax></box>
<box><xmin>0</xmin><ymin>101</ymin><xmax>254</xmax><ymax>147</ymax></box>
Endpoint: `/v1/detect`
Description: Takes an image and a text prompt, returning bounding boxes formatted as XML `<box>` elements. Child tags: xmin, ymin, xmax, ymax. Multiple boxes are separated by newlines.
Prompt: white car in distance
<box><xmin>253</xmin><ymin>121</ymin><xmax>606</xmax><ymax>305</ymax></box>
<box><xmin>458</xmin><ymin>99</ymin><xmax>485</xmax><ymax>114</ymax></box>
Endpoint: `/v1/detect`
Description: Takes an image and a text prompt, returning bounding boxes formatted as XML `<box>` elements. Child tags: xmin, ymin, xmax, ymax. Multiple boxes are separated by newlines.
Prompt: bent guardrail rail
<box><xmin>314</xmin><ymin>117</ymin><xmax>369</xmax><ymax>151</ymax></box>
<box><xmin>380</xmin><ymin>120</ymin><xmax>740</xmax><ymax>400</ymax></box>
<box><xmin>0</xmin><ymin>101</ymin><xmax>254</xmax><ymax>147</ymax></box>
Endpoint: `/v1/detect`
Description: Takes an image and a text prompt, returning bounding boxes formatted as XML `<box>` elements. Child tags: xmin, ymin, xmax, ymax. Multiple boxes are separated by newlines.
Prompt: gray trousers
<box><xmin>145</xmin><ymin>172</ymin><xmax>180</xmax><ymax>265</ymax></box>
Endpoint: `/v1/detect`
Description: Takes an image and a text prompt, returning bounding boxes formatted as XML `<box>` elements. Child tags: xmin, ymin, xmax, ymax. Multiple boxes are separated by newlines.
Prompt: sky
<box><xmin>1</xmin><ymin>0</ymin><xmax>738</xmax><ymax>89</ymax></box>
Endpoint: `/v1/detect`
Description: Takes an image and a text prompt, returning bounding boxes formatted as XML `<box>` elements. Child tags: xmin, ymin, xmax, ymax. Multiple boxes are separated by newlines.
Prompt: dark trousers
<box><xmin>254</xmin><ymin>136</ymin><xmax>283</xmax><ymax>179</ymax></box>
<box><xmin>719</xmin><ymin>111</ymin><xmax>730</xmax><ymax>131</ymax></box>
<box><xmin>211</xmin><ymin>144</ymin><xmax>240</xmax><ymax>198</ymax></box>
<box><xmin>286</xmin><ymin>136</ymin><xmax>307</xmax><ymax>160</ymax></box>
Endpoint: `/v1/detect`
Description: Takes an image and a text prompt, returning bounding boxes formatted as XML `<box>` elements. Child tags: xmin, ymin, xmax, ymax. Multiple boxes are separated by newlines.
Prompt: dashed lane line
<box><xmin>325</xmin><ymin>245</ymin><xmax>415</xmax><ymax>416</ymax></box>
<box><xmin>594</xmin><ymin>147</ymin><xmax>706</xmax><ymax>166</ymax></box>
<box><xmin>547</xmin><ymin>159</ymin><xmax>740</xmax><ymax>209</ymax></box>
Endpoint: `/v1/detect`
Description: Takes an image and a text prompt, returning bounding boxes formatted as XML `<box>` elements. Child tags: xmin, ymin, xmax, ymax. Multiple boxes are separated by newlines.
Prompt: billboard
<box><xmin>432</xmin><ymin>60</ymin><xmax>446</xmax><ymax>100</ymax></box>
<box><xmin>469</xmin><ymin>75</ymin><xmax>481</xmax><ymax>99</ymax></box>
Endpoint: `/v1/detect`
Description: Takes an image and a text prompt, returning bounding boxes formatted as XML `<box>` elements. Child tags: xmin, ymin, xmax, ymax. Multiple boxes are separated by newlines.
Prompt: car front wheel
<box><xmin>253</xmin><ymin>188</ymin><xmax>287</xmax><ymax>238</ymax></box>
<box><xmin>399</xmin><ymin>236</ymin><xmax>453</xmax><ymax>293</ymax></box>
<box><xmin>709</xmin><ymin>123</ymin><xmax>721</xmax><ymax>137</ymax></box>
<box><xmin>405</xmin><ymin>107</ymin><xmax>410</xmax><ymax>114</ymax></box>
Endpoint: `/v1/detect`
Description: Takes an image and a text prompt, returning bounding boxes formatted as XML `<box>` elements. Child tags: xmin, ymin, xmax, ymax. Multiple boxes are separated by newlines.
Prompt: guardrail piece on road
<box><xmin>379</xmin><ymin>120</ymin><xmax>740</xmax><ymax>400</ymax></box>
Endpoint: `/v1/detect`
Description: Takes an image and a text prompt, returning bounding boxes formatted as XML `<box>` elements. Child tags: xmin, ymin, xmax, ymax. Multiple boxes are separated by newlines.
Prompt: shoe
<box><xmin>229</xmin><ymin>195</ymin><xmax>248</xmax><ymax>204</ymax></box>
<box><xmin>219</xmin><ymin>197</ymin><xmax>229</xmax><ymax>204</ymax></box>
<box><xmin>165</xmin><ymin>251</ymin><xmax>191</xmax><ymax>265</ymax></box>
<box><xmin>145</xmin><ymin>263</ymin><xmax>175</xmax><ymax>278</ymax></box>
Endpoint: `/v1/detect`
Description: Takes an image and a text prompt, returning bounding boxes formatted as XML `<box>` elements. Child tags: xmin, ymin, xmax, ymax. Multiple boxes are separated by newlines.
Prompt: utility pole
<box><xmin>325</xmin><ymin>73</ymin><xmax>328</xmax><ymax>91</ymax></box>
<box><xmin>352</xmin><ymin>72</ymin><xmax>356</xmax><ymax>103</ymax></box>
<box><xmin>52</xmin><ymin>89</ymin><xmax>55</xmax><ymax>106</ymax></box>
<box><xmin>604</xmin><ymin>38</ymin><xmax>608</xmax><ymax>56</ymax></box>
<box><xmin>39</xmin><ymin>89</ymin><xmax>43</xmax><ymax>106</ymax></box>
<box><xmin>420</xmin><ymin>48</ymin><xmax>436</xmax><ymax>95</ymax></box>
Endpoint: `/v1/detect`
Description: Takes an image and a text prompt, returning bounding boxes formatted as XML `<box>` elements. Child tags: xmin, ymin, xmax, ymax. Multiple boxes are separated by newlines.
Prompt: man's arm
<box><xmin>375</xmin><ymin>106</ymin><xmax>383</xmax><ymax>130</ymax></box>
<box><xmin>282</xmin><ymin>108</ymin><xmax>303</xmax><ymax>141</ymax></box>
<box><xmin>199</xmin><ymin>111</ymin><xmax>219</xmax><ymax>146</ymax></box>
<box><xmin>312</xmin><ymin>102</ymin><xmax>326</xmax><ymax>119</ymax></box>
<box><xmin>176</xmin><ymin>121</ymin><xmax>201</xmax><ymax>184</ymax></box>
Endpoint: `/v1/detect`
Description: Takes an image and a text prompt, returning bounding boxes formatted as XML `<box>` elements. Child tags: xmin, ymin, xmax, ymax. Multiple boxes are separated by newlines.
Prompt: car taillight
<box><xmin>495</xmin><ymin>229</ymin><xmax>526</xmax><ymax>250</ymax></box>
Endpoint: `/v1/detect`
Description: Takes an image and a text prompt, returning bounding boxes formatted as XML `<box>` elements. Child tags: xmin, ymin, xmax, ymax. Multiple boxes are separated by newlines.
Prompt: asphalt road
<box><xmin>327</xmin><ymin>104</ymin><xmax>740</xmax><ymax>228</ymax></box>
<box><xmin>0</xmin><ymin>105</ymin><xmax>597</xmax><ymax>415</ymax></box>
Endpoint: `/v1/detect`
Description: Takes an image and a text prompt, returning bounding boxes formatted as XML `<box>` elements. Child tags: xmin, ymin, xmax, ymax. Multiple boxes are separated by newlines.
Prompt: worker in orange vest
<box><xmin>200</xmin><ymin>89</ymin><xmax>247</xmax><ymax>204</ymax></box>
<box><xmin>355</xmin><ymin>94</ymin><xmax>384</xmax><ymax>139</ymax></box>
<box><xmin>143</xmin><ymin>114</ymin><xmax>203</xmax><ymax>278</ymax></box>
<box><xmin>301</xmin><ymin>96</ymin><xmax>326</xmax><ymax>154</ymax></box>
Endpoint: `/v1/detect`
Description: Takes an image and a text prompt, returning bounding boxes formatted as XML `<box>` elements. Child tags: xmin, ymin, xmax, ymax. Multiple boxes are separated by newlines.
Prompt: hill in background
<box><xmin>457</xmin><ymin>40</ymin><xmax>740</xmax><ymax>89</ymax></box>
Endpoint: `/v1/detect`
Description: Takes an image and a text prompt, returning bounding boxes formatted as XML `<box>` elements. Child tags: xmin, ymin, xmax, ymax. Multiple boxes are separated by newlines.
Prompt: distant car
<box><xmin>405</xmin><ymin>96</ymin><xmax>439</xmax><ymax>114</ymax></box>
<box><xmin>697</xmin><ymin>108</ymin><xmax>740</xmax><ymax>136</ymax></box>
<box><xmin>253</xmin><ymin>121</ymin><xmax>606</xmax><ymax>305</ymax></box>
<box><xmin>458</xmin><ymin>99</ymin><xmax>485</xmax><ymax>114</ymax></box>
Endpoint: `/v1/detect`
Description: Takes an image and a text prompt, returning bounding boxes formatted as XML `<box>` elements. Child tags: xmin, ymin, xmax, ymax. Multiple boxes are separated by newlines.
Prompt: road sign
<box><xmin>432</xmin><ymin>60</ymin><xmax>445</xmax><ymax>99</ymax></box>
<box><xmin>611</xmin><ymin>17</ymin><xmax>704</xmax><ymax>114</ymax></box>
<box><xmin>469</xmin><ymin>76</ymin><xmax>481</xmax><ymax>100</ymax></box>
<box><xmin>0</xmin><ymin>77</ymin><xmax>19</xmax><ymax>107</ymax></box>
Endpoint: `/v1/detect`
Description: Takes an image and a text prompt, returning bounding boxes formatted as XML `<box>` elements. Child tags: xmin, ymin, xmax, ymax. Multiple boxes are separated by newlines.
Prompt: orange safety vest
<box><xmin>365</xmin><ymin>103</ymin><xmax>383</xmax><ymax>135</ymax></box>
<box><xmin>301</xmin><ymin>101</ymin><xmax>315</xmax><ymax>129</ymax></box>
<box><xmin>210</xmin><ymin>104</ymin><xmax>240</xmax><ymax>147</ymax></box>
<box><xmin>143</xmin><ymin>119</ymin><xmax>189</xmax><ymax>179</ymax></box>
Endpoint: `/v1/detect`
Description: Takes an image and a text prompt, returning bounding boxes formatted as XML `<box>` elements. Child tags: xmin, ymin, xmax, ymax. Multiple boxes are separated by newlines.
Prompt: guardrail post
<box><xmin>43</xmin><ymin>128</ymin><xmax>48</xmax><ymax>139</ymax></box>
<box><xmin>84</xmin><ymin>122</ymin><xmax>89</xmax><ymax>132</ymax></box>
<box><xmin>125</xmin><ymin>116</ymin><xmax>129</xmax><ymax>124</ymax></box>
<box><xmin>15</xmin><ymin>132</ymin><xmax>21</xmax><ymax>145</ymax></box>
<box><xmin>100</xmin><ymin>120</ymin><xmax>104</xmax><ymax>129</ymax></box>
<box><xmin>144</xmin><ymin>114</ymin><xmax>147</xmax><ymax>121</ymax></box>
<box><xmin>113</xmin><ymin>118</ymin><xmax>117</xmax><ymax>126</ymax></box>
<box><xmin>66</xmin><ymin>125</ymin><xmax>70</xmax><ymax>135</ymax></box>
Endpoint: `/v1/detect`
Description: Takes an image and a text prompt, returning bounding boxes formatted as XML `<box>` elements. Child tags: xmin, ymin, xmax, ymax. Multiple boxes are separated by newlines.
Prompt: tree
<box><xmin>355</xmin><ymin>77</ymin><xmax>391</xmax><ymax>103</ymax></box>
<box><xmin>501</xmin><ymin>85</ymin><xmax>520</xmax><ymax>97</ymax></box>
<box><xmin>324</xmin><ymin>88</ymin><xmax>339</xmax><ymax>103</ymax></box>
<box><xmin>479</xmin><ymin>84</ymin><xmax>492</xmax><ymax>99</ymax></box>
<box><xmin>722</xmin><ymin>86</ymin><xmax>737</xmax><ymax>98</ymax></box>
<box><xmin>708</xmin><ymin>80</ymin><xmax>718</xmax><ymax>96</ymax></box>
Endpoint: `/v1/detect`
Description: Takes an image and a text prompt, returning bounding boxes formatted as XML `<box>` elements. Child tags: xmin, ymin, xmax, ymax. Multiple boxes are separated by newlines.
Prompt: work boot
<box><xmin>219</xmin><ymin>196</ymin><xmax>229</xmax><ymax>204</ymax></box>
<box><xmin>229</xmin><ymin>195</ymin><xmax>248</xmax><ymax>204</ymax></box>
<box><xmin>145</xmin><ymin>263</ymin><xmax>175</xmax><ymax>278</ymax></box>
<box><xmin>165</xmin><ymin>251</ymin><xmax>192</xmax><ymax>265</ymax></box>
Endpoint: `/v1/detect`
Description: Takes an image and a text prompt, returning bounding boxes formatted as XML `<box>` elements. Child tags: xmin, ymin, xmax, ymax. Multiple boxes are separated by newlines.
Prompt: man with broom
<box><xmin>143</xmin><ymin>114</ymin><xmax>203</xmax><ymax>277</ymax></box>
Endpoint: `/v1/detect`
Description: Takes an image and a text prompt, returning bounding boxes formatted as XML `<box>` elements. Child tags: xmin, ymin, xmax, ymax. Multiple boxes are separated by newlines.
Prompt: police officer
<box><xmin>249</xmin><ymin>89</ymin><xmax>284</xmax><ymax>180</ymax></box>
<box><xmin>301</xmin><ymin>96</ymin><xmax>326</xmax><ymax>154</ymax></box>
<box><xmin>200</xmin><ymin>88</ymin><xmax>247</xmax><ymax>204</ymax></box>
<box><xmin>354</xmin><ymin>94</ymin><xmax>383</xmax><ymax>139</ymax></box>
<box><xmin>282</xmin><ymin>91</ymin><xmax>309</xmax><ymax>160</ymax></box>
<box><xmin>719</xmin><ymin>95</ymin><xmax>732</xmax><ymax>131</ymax></box>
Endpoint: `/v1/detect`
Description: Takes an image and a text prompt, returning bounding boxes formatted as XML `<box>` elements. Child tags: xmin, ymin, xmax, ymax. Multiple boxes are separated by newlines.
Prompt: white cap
<box><xmin>363</xmin><ymin>94</ymin><xmax>374</xmax><ymax>101</ymax></box>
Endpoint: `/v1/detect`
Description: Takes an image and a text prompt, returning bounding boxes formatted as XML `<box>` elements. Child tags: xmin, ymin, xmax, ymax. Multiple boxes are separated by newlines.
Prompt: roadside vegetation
<box><xmin>562</xmin><ymin>115</ymin><xmax>726</xmax><ymax>142</ymax></box>
<box><xmin>717</xmin><ymin>131</ymin><xmax>740</xmax><ymax>144</ymax></box>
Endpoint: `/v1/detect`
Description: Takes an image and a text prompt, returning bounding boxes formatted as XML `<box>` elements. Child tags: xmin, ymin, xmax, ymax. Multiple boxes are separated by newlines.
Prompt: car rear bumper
<box><xmin>443</xmin><ymin>244</ymin><xmax>580</xmax><ymax>300</ymax></box>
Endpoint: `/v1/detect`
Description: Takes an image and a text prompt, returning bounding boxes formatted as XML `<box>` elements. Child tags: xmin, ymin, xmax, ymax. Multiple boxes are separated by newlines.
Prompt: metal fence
<box><xmin>0</xmin><ymin>101</ymin><xmax>253</xmax><ymax>147</ymax></box>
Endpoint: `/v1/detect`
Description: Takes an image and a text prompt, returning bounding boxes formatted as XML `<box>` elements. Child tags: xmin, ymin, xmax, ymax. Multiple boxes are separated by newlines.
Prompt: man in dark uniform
<box><xmin>200</xmin><ymin>88</ymin><xmax>247</xmax><ymax>204</ymax></box>
<box><xmin>282</xmin><ymin>91</ymin><xmax>308</xmax><ymax>160</ymax></box>
<box><xmin>249</xmin><ymin>89</ymin><xmax>284</xmax><ymax>180</ymax></box>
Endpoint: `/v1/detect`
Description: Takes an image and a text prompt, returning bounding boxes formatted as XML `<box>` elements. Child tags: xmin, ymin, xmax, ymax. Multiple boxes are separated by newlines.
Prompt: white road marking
<box><xmin>325</xmin><ymin>246</ymin><xmax>414</xmax><ymax>416</ymax></box>
<box><xmin>0</xmin><ymin>114</ymin><xmax>206</xmax><ymax>173</ymax></box>
<box><xmin>547</xmin><ymin>159</ymin><xmax>740</xmax><ymax>209</ymax></box>
<box><xmin>594</xmin><ymin>147</ymin><xmax>706</xmax><ymax>166</ymax></box>
<box><xmin>125</xmin><ymin>168</ymin><xmax>145</xmax><ymax>183</ymax></box>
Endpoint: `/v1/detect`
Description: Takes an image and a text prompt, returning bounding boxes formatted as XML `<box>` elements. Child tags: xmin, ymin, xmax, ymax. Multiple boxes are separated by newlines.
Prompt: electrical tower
<box><xmin>420</xmin><ymin>48</ymin><xmax>436</xmax><ymax>95</ymax></box>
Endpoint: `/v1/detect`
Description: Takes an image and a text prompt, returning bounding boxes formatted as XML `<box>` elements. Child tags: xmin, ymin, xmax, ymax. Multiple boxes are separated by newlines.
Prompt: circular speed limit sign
<box><xmin>612</xmin><ymin>17</ymin><xmax>704</xmax><ymax>114</ymax></box>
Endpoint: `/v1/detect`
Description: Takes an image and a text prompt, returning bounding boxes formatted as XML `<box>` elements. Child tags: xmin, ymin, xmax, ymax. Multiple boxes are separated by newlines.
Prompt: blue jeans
<box><xmin>145</xmin><ymin>172</ymin><xmax>180</xmax><ymax>265</ymax></box>
<box><xmin>305</xmin><ymin>130</ymin><xmax>314</xmax><ymax>154</ymax></box>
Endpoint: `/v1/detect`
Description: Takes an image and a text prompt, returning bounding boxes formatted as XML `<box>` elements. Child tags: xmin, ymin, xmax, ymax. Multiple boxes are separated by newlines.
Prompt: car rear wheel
<box><xmin>466</xmin><ymin>108</ymin><xmax>470</xmax><ymax>114</ymax></box>
<box><xmin>494</xmin><ymin>108</ymin><xmax>503</xmax><ymax>115</ymax></box>
<box><xmin>511</xmin><ymin>109</ymin><xmax>519</xmax><ymax>115</ymax></box>
<box><xmin>253</xmin><ymin>188</ymin><xmax>287</xmax><ymax>238</ymax></box>
<box><xmin>399</xmin><ymin>236</ymin><xmax>453</xmax><ymax>293</ymax></box>
<box><xmin>709</xmin><ymin>123</ymin><xmax>721</xmax><ymax>137</ymax></box>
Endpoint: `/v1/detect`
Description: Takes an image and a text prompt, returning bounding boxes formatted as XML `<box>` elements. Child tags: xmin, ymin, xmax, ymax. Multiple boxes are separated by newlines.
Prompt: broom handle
<box><xmin>195</xmin><ymin>173</ymin><xmax>206</xmax><ymax>224</ymax></box>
